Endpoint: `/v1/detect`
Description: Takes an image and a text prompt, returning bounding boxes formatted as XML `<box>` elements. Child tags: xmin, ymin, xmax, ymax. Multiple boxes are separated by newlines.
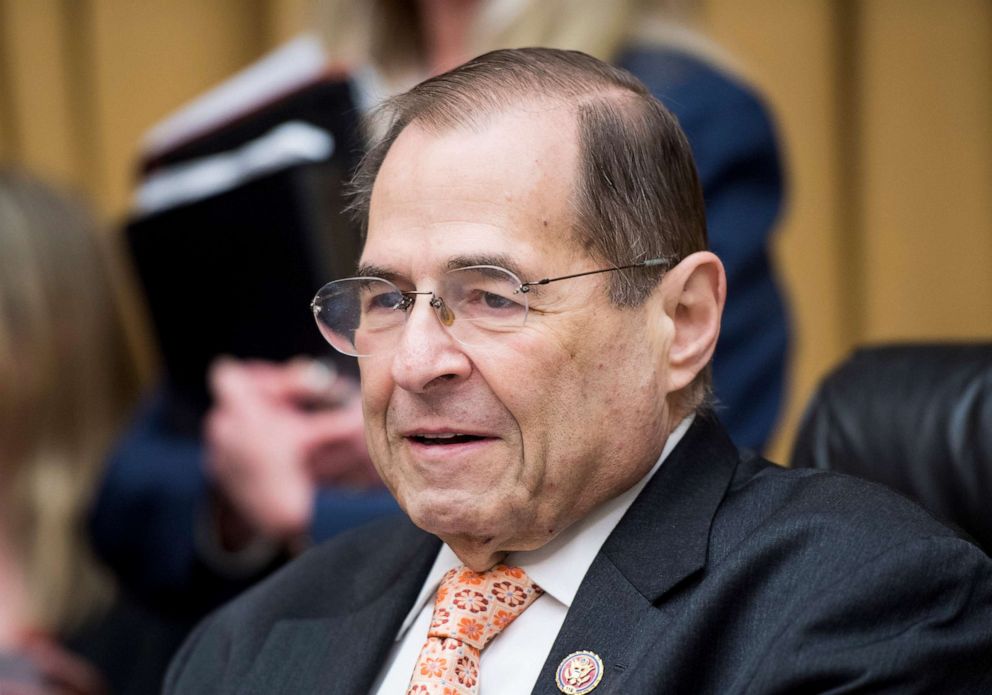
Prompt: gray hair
<box><xmin>349</xmin><ymin>47</ymin><xmax>707</xmax><ymax>306</ymax></box>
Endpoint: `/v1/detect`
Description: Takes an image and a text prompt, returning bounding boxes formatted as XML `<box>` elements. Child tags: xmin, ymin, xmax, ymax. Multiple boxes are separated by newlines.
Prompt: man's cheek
<box><xmin>360</xmin><ymin>378</ymin><xmax>388</xmax><ymax>424</ymax></box>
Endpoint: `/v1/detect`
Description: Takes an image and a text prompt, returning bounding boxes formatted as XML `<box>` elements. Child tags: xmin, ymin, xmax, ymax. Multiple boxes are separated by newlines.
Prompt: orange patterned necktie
<box><xmin>406</xmin><ymin>564</ymin><xmax>543</xmax><ymax>695</ymax></box>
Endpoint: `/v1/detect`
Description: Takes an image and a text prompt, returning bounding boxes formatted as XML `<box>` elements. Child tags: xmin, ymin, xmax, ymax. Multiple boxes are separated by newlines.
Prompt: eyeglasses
<box><xmin>310</xmin><ymin>257</ymin><xmax>672</xmax><ymax>357</ymax></box>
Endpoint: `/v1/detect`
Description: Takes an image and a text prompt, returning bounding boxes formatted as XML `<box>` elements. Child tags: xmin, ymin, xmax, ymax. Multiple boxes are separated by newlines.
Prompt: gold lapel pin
<box><xmin>555</xmin><ymin>650</ymin><xmax>604</xmax><ymax>694</ymax></box>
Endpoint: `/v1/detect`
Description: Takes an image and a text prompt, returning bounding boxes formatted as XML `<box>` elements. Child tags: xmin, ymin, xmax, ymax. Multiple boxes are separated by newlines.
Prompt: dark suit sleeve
<box><xmin>744</xmin><ymin>537</ymin><xmax>992</xmax><ymax>693</ymax></box>
<box><xmin>162</xmin><ymin>609</ymin><xmax>235</xmax><ymax>695</ymax></box>
<box><xmin>619</xmin><ymin>48</ymin><xmax>789</xmax><ymax>451</ymax></box>
<box><xmin>684</xmin><ymin>83</ymin><xmax>788</xmax><ymax>453</ymax></box>
<box><xmin>89</xmin><ymin>391</ymin><xmax>207</xmax><ymax>602</ymax></box>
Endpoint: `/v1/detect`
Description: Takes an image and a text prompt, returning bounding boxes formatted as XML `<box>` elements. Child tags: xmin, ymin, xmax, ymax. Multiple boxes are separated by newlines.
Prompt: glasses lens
<box><xmin>312</xmin><ymin>277</ymin><xmax>406</xmax><ymax>356</ymax></box>
<box><xmin>441</xmin><ymin>265</ymin><xmax>528</xmax><ymax>345</ymax></box>
<box><xmin>311</xmin><ymin>266</ymin><xmax>529</xmax><ymax>355</ymax></box>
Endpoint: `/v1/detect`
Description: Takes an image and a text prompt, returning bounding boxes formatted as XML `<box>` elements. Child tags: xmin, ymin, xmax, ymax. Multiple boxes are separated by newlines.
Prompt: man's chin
<box><xmin>407</xmin><ymin>498</ymin><xmax>494</xmax><ymax>537</ymax></box>
<box><xmin>403</xmin><ymin>494</ymin><xmax>512</xmax><ymax>549</ymax></box>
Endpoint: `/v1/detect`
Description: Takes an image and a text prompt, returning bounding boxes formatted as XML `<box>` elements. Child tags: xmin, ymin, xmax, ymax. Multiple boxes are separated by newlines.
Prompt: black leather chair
<box><xmin>790</xmin><ymin>343</ymin><xmax>992</xmax><ymax>555</ymax></box>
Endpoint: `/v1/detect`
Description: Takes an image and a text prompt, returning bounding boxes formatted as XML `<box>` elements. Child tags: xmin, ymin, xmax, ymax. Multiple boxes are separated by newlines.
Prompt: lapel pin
<box><xmin>555</xmin><ymin>650</ymin><xmax>604</xmax><ymax>694</ymax></box>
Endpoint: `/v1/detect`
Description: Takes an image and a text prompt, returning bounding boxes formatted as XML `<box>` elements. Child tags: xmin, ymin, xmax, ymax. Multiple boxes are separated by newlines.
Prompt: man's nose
<box><xmin>390</xmin><ymin>293</ymin><xmax>471</xmax><ymax>393</ymax></box>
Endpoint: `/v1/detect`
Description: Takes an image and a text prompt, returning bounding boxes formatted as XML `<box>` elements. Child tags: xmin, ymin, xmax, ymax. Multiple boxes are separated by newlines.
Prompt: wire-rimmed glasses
<box><xmin>310</xmin><ymin>258</ymin><xmax>672</xmax><ymax>357</ymax></box>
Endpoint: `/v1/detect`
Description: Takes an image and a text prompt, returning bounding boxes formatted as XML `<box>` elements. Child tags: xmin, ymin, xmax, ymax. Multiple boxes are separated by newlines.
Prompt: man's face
<box><xmin>360</xmin><ymin>105</ymin><xmax>676</xmax><ymax>569</ymax></box>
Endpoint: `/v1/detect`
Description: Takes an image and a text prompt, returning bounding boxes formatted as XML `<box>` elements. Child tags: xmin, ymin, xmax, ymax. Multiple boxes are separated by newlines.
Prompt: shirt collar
<box><xmin>393</xmin><ymin>414</ymin><xmax>695</xmax><ymax>639</ymax></box>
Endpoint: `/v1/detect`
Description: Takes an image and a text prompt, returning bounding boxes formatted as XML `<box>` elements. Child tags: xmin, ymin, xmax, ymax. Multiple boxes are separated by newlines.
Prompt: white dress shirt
<box><xmin>373</xmin><ymin>415</ymin><xmax>693</xmax><ymax>694</ymax></box>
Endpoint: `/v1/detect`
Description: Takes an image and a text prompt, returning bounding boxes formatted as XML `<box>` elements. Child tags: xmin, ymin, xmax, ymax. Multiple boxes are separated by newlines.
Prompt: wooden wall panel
<box><xmin>705</xmin><ymin>0</ymin><xmax>992</xmax><ymax>458</ymax></box>
<box><xmin>859</xmin><ymin>0</ymin><xmax>992</xmax><ymax>340</ymax></box>
<box><xmin>0</xmin><ymin>0</ymin><xmax>78</xmax><ymax>185</ymax></box>
<box><xmin>263</xmin><ymin>0</ymin><xmax>311</xmax><ymax>47</ymax></box>
<box><xmin>82</xmin><ymin>0</ymin><xmax>269</xmax><ymax>218</ymax></box>
<box><xmin>704</xmin><ymin>0</ymin><xmax>850</xmax><ymax>460</ymax></box>
<box><xmin>0</xmin><ymin>1</ymin><xmax>10</xmax><ymax>160</ymax></box>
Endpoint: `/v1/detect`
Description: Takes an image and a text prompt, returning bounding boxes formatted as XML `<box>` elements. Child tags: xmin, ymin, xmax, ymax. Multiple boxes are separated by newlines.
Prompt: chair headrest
<box><xmin>790</xmin><ymin>343</ymin><xmax>992</xmax><ymax>554</ymax></box>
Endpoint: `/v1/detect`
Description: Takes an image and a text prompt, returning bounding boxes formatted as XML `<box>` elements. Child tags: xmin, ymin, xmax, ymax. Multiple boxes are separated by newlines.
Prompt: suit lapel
<box><xmin>244</xmin><ymin>528</ymin><xmax>441</xmax><ymax>694</ymax></box>
<box><xmin>532</xmin><ymin>414</ymin><xmax>739</xmax><ymax>694</ymax></box>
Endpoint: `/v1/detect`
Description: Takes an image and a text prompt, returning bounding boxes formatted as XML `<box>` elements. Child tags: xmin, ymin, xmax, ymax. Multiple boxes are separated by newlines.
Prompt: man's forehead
<box><xmin>373</xmin><ymin>103</ymin><xmax>580</xmax><ymax>193</ymax></box>
<box><xmin>364</xmin><ymin>105</ymin><xmax>584</xmax><ymax>272</ymax></box>
<box><xmin>356</xmin><ymin>252</ymin><xmax>529</xmax><ymax>283</ymax></box>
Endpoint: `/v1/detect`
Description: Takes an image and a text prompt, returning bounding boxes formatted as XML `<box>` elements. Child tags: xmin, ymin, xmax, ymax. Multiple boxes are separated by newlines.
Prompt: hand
<box><xmin>304</xmin><ymin>389</ymin><xmax>381</xmax><ymax>488</ymax></box>
<box><xmin>204</xmin><ymin>357</ymin><xmax>380</xmax><ymax>541</ymax></box>
<box><xmin>3</xmin><ymin>634</ymin><xmax>107</xmax><ymax>695</ymax></box>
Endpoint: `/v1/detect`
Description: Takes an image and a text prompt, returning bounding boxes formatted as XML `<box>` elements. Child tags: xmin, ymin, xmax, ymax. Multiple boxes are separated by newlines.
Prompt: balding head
<box><xmin>350</xmin><ymin>47</ymin><xmax>711</xmax><ymax>408</ymax></box>
<box><xmin>350</xmin><ymin>47</ymin><xmax>707</xmax><ymax>307</ymax></box>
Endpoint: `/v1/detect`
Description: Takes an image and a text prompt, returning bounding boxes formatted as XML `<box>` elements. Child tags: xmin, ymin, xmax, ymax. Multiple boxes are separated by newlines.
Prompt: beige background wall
<box><xmin>705</xmin><ymin>0</ymin><xmax>992</xmax><ymax>458</ymax></box>
<box><xmin>2</xmin><ymin>0</ymin><xmax>990</xmax><ymax>460</ymax></box>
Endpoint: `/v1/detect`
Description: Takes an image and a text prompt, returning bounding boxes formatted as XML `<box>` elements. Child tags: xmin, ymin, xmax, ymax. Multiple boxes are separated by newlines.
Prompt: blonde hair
<box><xmin>312</xmin><ymin>0</ymin><xmax>734</xmax><ymax>90</ymax></box>
<box><xmin>0</xmin><ymin>169</ymin><xmax>141</xmax><ymax>634</ymax></box>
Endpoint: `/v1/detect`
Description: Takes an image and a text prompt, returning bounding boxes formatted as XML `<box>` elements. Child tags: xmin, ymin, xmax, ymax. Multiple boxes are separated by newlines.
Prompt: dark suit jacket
<box><xmin>163</xmin><ymin>415</ymin><xmax>992</xmax><ymax>694</ymax></box>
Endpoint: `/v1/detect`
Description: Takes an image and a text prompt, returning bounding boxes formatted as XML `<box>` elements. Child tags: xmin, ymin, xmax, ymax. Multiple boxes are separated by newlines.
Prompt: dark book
<box><xmin>125</xmin><ymin>78</ymin><xmax>363</xmax><ymax>432</ymax></box>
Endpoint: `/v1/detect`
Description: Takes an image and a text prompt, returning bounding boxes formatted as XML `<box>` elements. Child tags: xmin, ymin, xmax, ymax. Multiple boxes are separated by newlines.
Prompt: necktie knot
<box><xmin>429</xmin><ymin>564</ymin><xmax>542</xmax><ymax>650</ymax></box>
<box><xmin>408</xmin><ymin>563</ymin><xmax>543</xmax><ymax>694</ymax></box>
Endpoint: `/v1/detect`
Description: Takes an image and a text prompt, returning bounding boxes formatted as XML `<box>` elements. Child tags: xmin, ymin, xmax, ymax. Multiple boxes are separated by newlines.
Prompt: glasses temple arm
<box><xmin>519</xmin><ymin>257</ymin><xmax>673</xmax><ymax>292</ymax></box>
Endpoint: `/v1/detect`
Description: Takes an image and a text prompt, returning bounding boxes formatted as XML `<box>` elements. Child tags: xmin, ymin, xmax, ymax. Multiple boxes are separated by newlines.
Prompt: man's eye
<box><xmin>366</xmin><ymin>291</ymin><xmax>403</xmax><ymax>311</ymax></box>
<box><xmin>463</xmin><ymin>288</ymin><xmax>521</xmax><ymax>311</ymax></box>
<box><xmin>456</xmin><ymin>288</ymin><xmax>526</xmax><ymax>322</ymax></box>
<box><xmin>483</xmin><ymin>291</ymin><xmax>516</xmax><ymax>310</ymax></box>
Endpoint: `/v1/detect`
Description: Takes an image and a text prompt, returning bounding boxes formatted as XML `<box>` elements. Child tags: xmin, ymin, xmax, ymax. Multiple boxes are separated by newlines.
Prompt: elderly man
<box><xmin>165</xmin><ymin>49</ymin><xmax>992</xmax><ymax>694</ymax></box>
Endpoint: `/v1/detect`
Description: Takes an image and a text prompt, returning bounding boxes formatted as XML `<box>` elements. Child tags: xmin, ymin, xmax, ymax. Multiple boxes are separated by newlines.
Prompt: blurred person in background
<box><xmin>91</xmin><ymin>0</ymin><xmax>787</xmax><ymax>679</ymax></box>
<box><xmin>0</xmin><ymin>169</ymin><xmax>142</xmax><ymax>694</ymax></box>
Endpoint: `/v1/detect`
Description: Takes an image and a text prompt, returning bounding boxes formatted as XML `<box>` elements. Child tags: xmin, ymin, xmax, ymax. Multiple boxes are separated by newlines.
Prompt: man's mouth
<box><xmin>408</xmin><ymin>433</ymin><xmax>488</xmax><ymax>445</ymax></box>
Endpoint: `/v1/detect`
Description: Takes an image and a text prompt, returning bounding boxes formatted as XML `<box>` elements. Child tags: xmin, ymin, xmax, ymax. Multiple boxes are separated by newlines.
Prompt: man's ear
<box><xmin>658</xmin><ymin>251</ymin><xmax>726</xmax><ymax>393</ymax></box>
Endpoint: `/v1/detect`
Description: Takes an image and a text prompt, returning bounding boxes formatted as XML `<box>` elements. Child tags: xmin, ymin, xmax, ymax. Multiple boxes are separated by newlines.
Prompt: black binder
<box><xmin>125</xmin><ymin>78</ymin><xmax>364</xmax><ymax>428</ymax></box>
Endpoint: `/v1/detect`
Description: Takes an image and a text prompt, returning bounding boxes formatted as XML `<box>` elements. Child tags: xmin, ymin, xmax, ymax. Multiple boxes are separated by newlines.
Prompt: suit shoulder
<box><xmin>717</xmin><ymin>456</ymin><xmax>978</xmax><ymax>566</ymax></box>
<box><xmin>723</xmin><ymin>464</ymin><xmax>992</xmax><ymax>690</ymax></box>
<box><xmin>225</xmin><ymin>515</ymin><xmax>431</xmax><ymax>623</ymax></box>
<box><xmin>164</xmin><ymin>516</ymin><xmax>437</xmax><ymax>693</ymax></box>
